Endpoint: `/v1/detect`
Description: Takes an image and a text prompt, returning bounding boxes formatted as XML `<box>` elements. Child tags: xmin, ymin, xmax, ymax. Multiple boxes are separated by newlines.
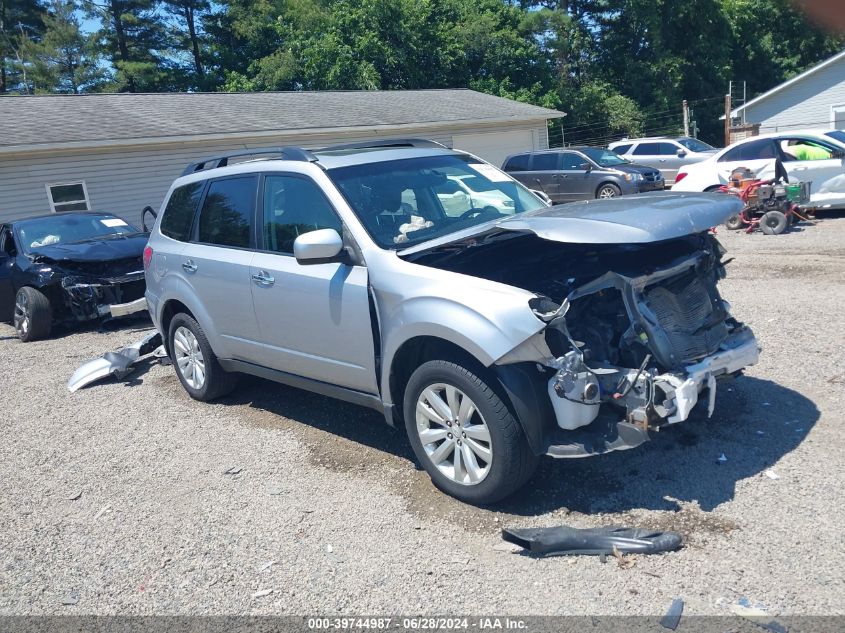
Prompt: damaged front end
<box><xmin>409</xmin><ymin>217</ymin><xmax>759</xmax><ymax>458</ymax></box>
<box><xmin>60</xmin><ymin>271</ymin><xmax>147</xmax><ymax>321</ymax></box>
<box><xmin>531</xmin><ymin>237</ymin><xmax>759</xmax><ymax>457</ymax></box>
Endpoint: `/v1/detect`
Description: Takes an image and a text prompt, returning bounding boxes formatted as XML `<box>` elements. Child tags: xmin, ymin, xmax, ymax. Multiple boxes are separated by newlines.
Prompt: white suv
<box><xmin>609</xmin><ymin>137</ymin><xmax>717</xmax><ymax>184</ymax></box>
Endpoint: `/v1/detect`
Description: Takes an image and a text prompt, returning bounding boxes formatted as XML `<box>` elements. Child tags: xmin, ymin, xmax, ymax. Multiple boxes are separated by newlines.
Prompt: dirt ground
<box><xmin>1</xmin><ymin>213</ymin><xmax>843</xmax><ymax>618</ymax></box>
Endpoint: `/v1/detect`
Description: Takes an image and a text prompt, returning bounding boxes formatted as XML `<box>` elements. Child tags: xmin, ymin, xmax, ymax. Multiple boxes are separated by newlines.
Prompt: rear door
<box><xmin>249</xmin><ymin>173</ymin><xmax>377</xmax><ymax>394</ymax></box>
<box><xmin>527</xmin><ymin>152</ymin><xmax>562</xmax><ymax>202</ymax></box>
<box><xmin>715</xmin><ymin>138</ymin><xmax>781</xmax><ymax>183</ymax></box>
<box><xmin>631</xmin><ymin>142</ymin><xmax>681</xmax><ymax>181</ymax></box>
<box><xmin>183</xmin><ymin>175</ymin><xmax>263</xmax><ymax>361</ymax></box>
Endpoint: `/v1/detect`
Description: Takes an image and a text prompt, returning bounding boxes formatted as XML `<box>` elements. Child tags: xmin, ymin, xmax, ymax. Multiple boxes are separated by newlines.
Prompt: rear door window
<box><xmin>633</xmin><ymin>142</ymin><xmax>674</xmax><ymax>155</ymax></box>
<box><xmin>531</xmin><ymin>153</ymin><xmax>560</xmax><ymax>171</ymax></box>
<box><xmin>196</xmin><ymin>176</ymin><xmax>257</xmax><ymax>248</ymax></box>
<box><xmin>503</xmin><ymin>154</ymin><xmax>530</xmax><ymax>171</ymax></box>
<box><xmin>160</xmin><ymin>182</ymin><xmax>204</xmax><ymax>242</ymax></box>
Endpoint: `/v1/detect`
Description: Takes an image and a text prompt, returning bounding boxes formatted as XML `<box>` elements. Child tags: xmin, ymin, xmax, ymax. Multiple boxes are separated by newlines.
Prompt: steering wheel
<box><xmin>458</xmin><ymin>206</ymin><xmax>501</xmax><ymax>221</ymax></box>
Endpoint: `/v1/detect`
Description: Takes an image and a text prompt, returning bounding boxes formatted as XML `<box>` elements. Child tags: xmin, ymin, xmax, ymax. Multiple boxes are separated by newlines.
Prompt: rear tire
<box><xmin>760</xmin><ymin>210</ymin><xmax>788</xmax><ymax>235</ymax></box>
<box><xmin>403</xmin><ymin>359</ymin><xmax>538</xmax><ymax>505</ymax></box>
<box><xmin>596</xmin><ymin>183</ymin><xmax>621</xmax><ymax>199</ymax></box>
<box><xmin>14</xmin><ymin>287</ymin><xmax>52</xmax><ymax>342</ymax></box>
<box><xmin>168</xmin><ymin>313</ymin><xmax>237</xmax><ymax>401</ymax></box>
<box><xmin>725</xmin><ymin>214</ymin><xmax>744</xmax><ymax>230</ymax></box>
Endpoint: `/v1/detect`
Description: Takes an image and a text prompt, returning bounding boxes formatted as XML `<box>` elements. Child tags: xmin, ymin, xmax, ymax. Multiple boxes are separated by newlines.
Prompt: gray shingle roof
<box><xmin>0</xmin><ymin>89</ymin><xmax>564</xmax><ymax>150</ymax></box>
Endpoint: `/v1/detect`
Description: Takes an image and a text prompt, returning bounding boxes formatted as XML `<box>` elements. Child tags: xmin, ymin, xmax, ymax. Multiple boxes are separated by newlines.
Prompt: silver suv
<box><xmin>609</xmin><ymin>137</ymin><xmax>718</xmax><ymax>185</ymax></box>
<box><xmin>144</xmin><ymin>139</ymin><xmax>759</xmax><ymax>504</ymax></box>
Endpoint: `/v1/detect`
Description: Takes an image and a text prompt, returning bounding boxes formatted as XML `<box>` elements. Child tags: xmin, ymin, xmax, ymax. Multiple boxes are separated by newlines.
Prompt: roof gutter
<box><xmin>0</xmin><ymin>113</ymin><xmax>566</xmax><ymax>158</ymax></box>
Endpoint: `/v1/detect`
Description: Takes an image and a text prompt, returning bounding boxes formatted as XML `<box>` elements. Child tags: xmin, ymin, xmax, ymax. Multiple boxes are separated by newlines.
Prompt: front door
<box><xmin>558</xmin><ymin>151</ymin><xmax>596</xmax><ymax>200</ymax></box>
<box><xmin>777</xmin><ymin>136</ymin><xmax>845</xmax><ymax>207</ymax></box>
<box><xmin>0</xmin><ymin>227</ymin><xmax>16</xmax><ymax>322</ymax></box>
<box><xmin>249</xmin><ymin>173</ymin><xmax>378</xmax><ymax>394</ymax></box>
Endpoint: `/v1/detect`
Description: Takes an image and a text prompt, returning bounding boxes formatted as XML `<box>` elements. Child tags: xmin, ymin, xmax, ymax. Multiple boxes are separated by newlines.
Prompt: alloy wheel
<box><xmin>13</xmin><ymin>292</ymin><xmax>29</xmax><ymax>337</ymax></box>
<box><xmin>173</xmin><ymin>326</ymin><xmax>206</xmax><ymax>390</ymax></box>
<box><xmin>599</xmin><ymin>186</ymin><xmax>618</xmax><ymax>198</ymax></box>
<box><xmin>415</xmin><ymin>383</ymin><xmax>493</xmax><ymax>485</ymax></box>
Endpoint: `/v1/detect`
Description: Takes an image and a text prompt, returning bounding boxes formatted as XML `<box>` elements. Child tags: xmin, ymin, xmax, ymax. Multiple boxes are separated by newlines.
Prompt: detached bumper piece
<box><xmin>502</xmin><ymin>525</ymin><xmax>683</xmax><ymax>557</ymax></box>
<box><xmin>67</xmin><ymin>331</ymin><xmax>162</xmax><ymax>392</ymax></box>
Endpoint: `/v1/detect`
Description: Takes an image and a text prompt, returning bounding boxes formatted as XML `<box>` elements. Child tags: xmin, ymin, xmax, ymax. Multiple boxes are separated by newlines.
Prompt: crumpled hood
<box><xmin>494</xmin><ymin>191</ymin><xmax>741</xmax><ymax>244</ymax></box>
<box><xmin>30</xmin><ymin>234</ymin><xmax>148</xmax><ymax>263</ymax></box>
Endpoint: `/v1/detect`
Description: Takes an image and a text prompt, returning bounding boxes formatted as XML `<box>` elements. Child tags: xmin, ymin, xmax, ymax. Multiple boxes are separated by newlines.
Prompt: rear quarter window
<box><xmin>160</xmin><ymin>182</ymin><xmax>204</xmax><ymax>241</ymax></box>
<box><xmin>503</xmin><ymin>154</ymin><xmax>530</xmax><ymax>171</ymax></box>
<box><xmin>612</xmin><ymin>144</ymin><xmax>632</xmax><ymax>154</ymax></box>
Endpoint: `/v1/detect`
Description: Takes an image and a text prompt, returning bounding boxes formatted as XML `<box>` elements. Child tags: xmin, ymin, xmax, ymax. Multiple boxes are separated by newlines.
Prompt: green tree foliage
<box><xmin>0</xmin><ymin>0</ymin><xmax>45</xmax><ymax>92</ymax></box>
<box><xmin>5</xmin><ymin>0</ymin><xmax>843</xmax><ymax>145</ymax></box>
<box><xmin>17</xmin><ymin>0</ymin><xmax>104</xmax><ymax>93</ymax></box>
<box><xmin>82</xmin><ymin>0</ymin><xmax>170</xmax><ymax>91</ymax></box>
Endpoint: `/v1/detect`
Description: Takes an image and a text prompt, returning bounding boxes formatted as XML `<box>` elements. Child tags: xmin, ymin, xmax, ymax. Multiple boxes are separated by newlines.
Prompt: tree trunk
<box><xmin>109</xmin><ymin>0</ymin><xmax>135</xmax><ymax>91</ymax></box>
<box><xmin>184</xmin><ymin>5</ymin><xmax>204</xmax><ymax>82</ymax></box>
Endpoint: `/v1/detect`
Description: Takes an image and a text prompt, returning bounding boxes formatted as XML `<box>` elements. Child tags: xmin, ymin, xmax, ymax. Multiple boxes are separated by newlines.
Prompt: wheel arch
<box><xmin>595</xmin><ymin>180</ymin><xmax>621</xmax><ymax>198</ymax></box>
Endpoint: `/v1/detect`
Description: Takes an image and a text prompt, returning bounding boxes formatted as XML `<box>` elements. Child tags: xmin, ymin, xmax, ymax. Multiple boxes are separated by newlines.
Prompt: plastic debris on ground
<box><xmin>765</xmin><ymin>470</ymin><xmax>780</xmax><ymax>480</ymax></box>
<box><xmin>67</xmin><ymin>331</ymin><xmax>163</xmax><ymax>392</ymax></box>
<box><xmin>659</xmin><ymin>598</ymin><xmax>684</xmax><ymax>630</ymax></box>
<box><xmin>501</xmin><ymin>525</ymin><xmax>683</xmax><ymax>557</ymax></box>
<box><xmin>716</xmin><ymin>453</ymin><xmax>728</xmax><ymax>464</ymax></box>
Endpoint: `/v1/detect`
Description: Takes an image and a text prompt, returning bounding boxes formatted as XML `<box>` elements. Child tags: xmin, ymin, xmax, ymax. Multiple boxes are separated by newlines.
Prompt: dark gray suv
<box><xmin>503</xmin><ymin>147</ymin><xmax>664</xmax><ymax>203</ymax></box>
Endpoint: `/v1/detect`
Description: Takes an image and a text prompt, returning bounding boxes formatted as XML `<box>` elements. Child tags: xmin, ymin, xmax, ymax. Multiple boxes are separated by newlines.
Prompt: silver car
<box><xmin>144</xmin><ymin>140</ymin><xmax>759</xmax><ymax>504</ymax></box>
<box><xmin>609</xmin><ymin>137</ymin><xmax>718</xmax><ymax>185</ymax></box>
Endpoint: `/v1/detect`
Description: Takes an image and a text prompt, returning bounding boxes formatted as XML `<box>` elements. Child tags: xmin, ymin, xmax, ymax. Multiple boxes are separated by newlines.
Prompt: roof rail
<box><xmin>181</xmin><ymin>146</ymin><xmax>318</xmax><ymax>176</ymax></box>
<box><xmin>316</xmin><ymin>138</ymin><xmax>447</xmax><ymax>152</ymax></box>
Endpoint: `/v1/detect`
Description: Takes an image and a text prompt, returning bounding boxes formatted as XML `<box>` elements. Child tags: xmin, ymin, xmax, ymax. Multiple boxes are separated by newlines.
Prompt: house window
<box><xmin>46</xmin><ymin>182</ymin><xmax>91</xmax><ymax>213</ymax></box>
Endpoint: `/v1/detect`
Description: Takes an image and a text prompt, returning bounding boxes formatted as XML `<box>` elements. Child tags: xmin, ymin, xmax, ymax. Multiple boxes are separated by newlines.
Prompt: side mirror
<box><xmin>142</xmin><ymin>206</ymin><xmax>157</xmax><ymax>232</ymax></box>
<box><xmin>579</xmin><ymin>163</ymin><xmax>592</xmax><ymax>171</ymax></box>
<box><xmin>676</xmin><ymin>149</ymin><xmax>687</xmax><ymax>157</ymax></box>
<box><xmin>294</xmin><ymin>228</ymin><xmax>344</xmax><ymax>264</ymax></box>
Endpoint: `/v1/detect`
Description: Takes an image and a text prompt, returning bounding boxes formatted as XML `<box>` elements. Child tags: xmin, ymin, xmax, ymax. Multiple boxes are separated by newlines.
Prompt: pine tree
<box><xmin>0</xmin><ymin>0</ymin><xmax>45</xmax><ymax>93</ymax></box>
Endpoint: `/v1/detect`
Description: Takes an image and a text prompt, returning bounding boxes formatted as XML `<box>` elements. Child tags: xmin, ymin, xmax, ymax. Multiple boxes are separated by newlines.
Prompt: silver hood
<box><xmin>400</xmin><ymin>192</ymin><xmax>742</xmax><ymax>255</ymax></box>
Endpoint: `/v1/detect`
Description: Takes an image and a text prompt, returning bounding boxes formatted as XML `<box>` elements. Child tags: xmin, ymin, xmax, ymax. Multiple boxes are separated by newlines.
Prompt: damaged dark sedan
<box><xmin>0</xmin><ymin>212</ymin><xmax>148</xmax><ymax>341</ymax></box>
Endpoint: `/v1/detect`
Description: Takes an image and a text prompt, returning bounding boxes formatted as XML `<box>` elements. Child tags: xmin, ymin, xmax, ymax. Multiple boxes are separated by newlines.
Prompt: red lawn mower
<box><xmin>721</xmin><ymin>163</ymin><xmax>812</xmax><ymax>235</ymax></box>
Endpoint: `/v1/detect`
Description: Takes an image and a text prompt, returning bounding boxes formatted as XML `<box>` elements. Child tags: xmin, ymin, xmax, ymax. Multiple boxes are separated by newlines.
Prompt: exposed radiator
<box><xmin>644</xmin><ymin>274</ymin><xmax>728</xmax><ymax>364</ymax></box>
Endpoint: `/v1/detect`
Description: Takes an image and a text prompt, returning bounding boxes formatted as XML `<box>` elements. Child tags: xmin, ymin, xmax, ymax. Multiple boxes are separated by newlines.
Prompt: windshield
<box><xmin>677</xmin><ymin>137</ymin><xmax>716</xmax><ymax>152</ymax></box>
<box><xmin>15</xmin><ymin>214</ymin><xmax>140</xmax><ymax>254</ymax></box>
<box><xmin>327</xmin><ymin>155</ymin><xmax>545</xmax><ymax>249</ymax></box>
<box><xmin>825</xmin><ymin>130</ymin><xmax>845</xmax><ymax>146</ymax></box>
<box><xmin>579</xmin><ymin>148</ymin><xmax>629</xmax><ymax>167</ymax></box>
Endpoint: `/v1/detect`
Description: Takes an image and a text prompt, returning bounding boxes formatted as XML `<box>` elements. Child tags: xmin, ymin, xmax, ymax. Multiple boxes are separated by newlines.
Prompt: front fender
<box><xmin>378</xmin><ymin>293</ymin><xmax>545</xmax><ymax>401</ymax></box>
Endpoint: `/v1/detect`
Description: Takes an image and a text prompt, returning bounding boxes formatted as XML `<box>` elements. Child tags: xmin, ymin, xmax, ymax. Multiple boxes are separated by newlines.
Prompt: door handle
<box><xmin>251</xmin><ymin>271</ymin><xmax>275</xmax><ymax>286</ymax></box>
<box><xmin>182</xmin><ymin>260</ymin><xmax>197</xmax><ymax>273</ymax></box>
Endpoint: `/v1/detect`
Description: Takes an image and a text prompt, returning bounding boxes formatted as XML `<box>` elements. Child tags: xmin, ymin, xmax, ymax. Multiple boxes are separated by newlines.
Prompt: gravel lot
<box><xmin>1</xmin><ymin>214</ymin><xmax>843</xmax><ymax>618</ymax></box>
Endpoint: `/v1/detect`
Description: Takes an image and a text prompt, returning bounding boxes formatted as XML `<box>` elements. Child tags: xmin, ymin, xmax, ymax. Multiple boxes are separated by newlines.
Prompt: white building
<box><xmin>729</xmin><ymin>49</ymin><xmax>845</xmax><ymax>133</ymax></box>
<box><xmin>0</xmin><ymin>89</ymin><xmax>563</xmax><ymax>226</ymax></box>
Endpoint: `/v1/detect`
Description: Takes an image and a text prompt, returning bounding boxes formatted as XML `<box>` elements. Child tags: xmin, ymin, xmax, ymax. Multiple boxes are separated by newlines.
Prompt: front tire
<box><xmin>14</xmin><ymin>287</ymin><xmax>52</xmax><ymax>342</ymax></box>
<box><xmin>404</xmin><ymin>360</ymin><xmax>538</xmax><ymax>505</ymax></box>
<box><xmin>168</xmin><ymin>313</ymin><xmax>237</xmax><ymax>401</ymax></box>
<box><xmin>596</xmin><ymin>183</ymin><xmax>621</xmax><ymax>199</ymax></box>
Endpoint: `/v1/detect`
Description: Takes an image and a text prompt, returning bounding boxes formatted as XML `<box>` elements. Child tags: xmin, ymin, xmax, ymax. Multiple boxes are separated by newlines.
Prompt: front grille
<box><xmin>644</xmin><ymin>172</ymin><xmax>662</xmax><ymax>182</ymax></box>
<box><xmin>644</xmin><ymin>274</ymin><xmax>728</xmax><ymax>364</ymax></box>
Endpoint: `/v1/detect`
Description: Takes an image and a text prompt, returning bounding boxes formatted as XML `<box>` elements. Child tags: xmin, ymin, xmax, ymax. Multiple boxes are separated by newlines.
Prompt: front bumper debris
<box><xmin>67</xmin><ymin>331</ymin><xmax>162</xmax><ymax>392</ymax></box>
<box><xmin>502</xmin><ymin>525</ymin><xmax>683</xmax><ymax>557</ymax></box>
<box><xmin>61</xmin><ymin>273</ymin><xmax>146</xmax><ymax>321</ymax></box>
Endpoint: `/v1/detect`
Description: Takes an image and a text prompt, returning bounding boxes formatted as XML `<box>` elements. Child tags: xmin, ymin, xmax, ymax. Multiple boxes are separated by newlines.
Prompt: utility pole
<box><xmin>682</xmin><ymin>100</ymin><xmax>690</xmax><ymax>137</ymax></box>
<box><xmin>724</xmin><ymin>94</ymin><xmax>732</xmax><ymax>147</ymax></box>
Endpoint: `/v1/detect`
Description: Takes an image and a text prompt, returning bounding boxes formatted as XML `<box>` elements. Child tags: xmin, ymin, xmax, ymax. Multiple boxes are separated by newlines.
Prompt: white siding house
<box><xmin>0</xmin><ymin>90</ymin><xmax>564</xmax><ymax>227</ymax></box>
<box><xmin>729</xmin><ymin>49</ymin><xmax>845</xmax><ymax>133</ymax></box>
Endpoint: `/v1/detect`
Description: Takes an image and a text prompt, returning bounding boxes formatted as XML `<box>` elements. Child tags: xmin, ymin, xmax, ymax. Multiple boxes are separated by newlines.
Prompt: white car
<box><xmin>672</xmin><ymin>129</ymin><xmax>845</xmax><ymax>209</ymax></box>
<box><xmin>434</xmin><ymin>174</ymin><xmax>517</xmax><ymax>216</ymax></box>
